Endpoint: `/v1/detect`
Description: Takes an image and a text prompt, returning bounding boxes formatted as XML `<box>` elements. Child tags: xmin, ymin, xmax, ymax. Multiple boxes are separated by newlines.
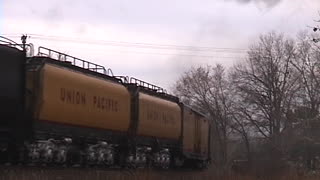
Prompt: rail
<box><xmin>0</xmin><ymin>36</ymin><xmax>20</xmax><ymax>46</ymax></box>
<box><xmin>114</xmin><ymin>76</ymin><xmax>167</xmax><ymax>93</ymax></box>
<box><xmin>36</xmin><ymin>46</ymin><xmax>167</xmax><ymax>93</ymax></box>
<box><xmin>38</xmin><ymin>46</ymin><xmax>110</xmax><ymax>75</ymax></box>
<box><xmin>130</xmin><ymin>77</ymin><xmax>167</xmax><ymax>93</ymax></box>
<box><xmin>114</xmin><ymin>76</ymin><xmax>130</xmax><ymax>83</ymax></box>
<box><xmin>0</xmin><ymin>36</ymin><xmax>34</xmax><ymax>56</ymax></box>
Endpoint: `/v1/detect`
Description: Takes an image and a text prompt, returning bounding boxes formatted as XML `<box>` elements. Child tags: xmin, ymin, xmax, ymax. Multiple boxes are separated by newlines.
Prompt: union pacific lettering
<box><xmin>146</xmin><ymin>108</ymin><xmax>175</xmax><ymax>125</ymax></box>
<box><xmin>60</xmin><ymin>88</ymin><xmax>86</xmax><ymax>105</ymax></box>
<box><xmin>60</xmin><ymin>88</ymin><xmax>119</xmax><ymax>112</ymax></box>
<box><xmin>93</xmin><ymin>96</ymin><xmax>118</xmax><ymax>112</ymax></box>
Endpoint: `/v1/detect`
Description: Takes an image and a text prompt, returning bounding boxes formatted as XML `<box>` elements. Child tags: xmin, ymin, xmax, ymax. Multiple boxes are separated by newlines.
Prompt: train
<box><xmin>0</xmin><ymin>36</ymin><xmax>210</xmax><ymax>169</ymax></box>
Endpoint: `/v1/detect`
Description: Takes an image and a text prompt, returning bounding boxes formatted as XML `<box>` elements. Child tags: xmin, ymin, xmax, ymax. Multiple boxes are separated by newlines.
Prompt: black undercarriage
<box><xmin>0</xmin><ymin>120</ymin><xmax>208</xmax><ymax>169</ymax></box>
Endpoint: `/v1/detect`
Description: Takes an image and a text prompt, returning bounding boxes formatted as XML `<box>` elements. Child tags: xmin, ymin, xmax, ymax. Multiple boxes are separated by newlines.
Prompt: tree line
<box><xmin>172</xmin><ymin>31</ymin><xmax>320</xmax><ymax>172</ymax></box>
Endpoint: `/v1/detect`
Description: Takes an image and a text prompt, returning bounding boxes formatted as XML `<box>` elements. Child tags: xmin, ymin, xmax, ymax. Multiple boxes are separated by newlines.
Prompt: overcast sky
<box><xmin>2</xmin><ymin>0</ymin><xmax>320</xmax><ymax>90</ymax></box>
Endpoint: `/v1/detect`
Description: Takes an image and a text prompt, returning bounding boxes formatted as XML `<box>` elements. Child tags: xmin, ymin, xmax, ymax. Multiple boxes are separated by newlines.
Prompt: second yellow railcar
<box><xmin>137</xmin><ymin>92</ymin><xmax>181</xmax><ymax>140</ymax></box>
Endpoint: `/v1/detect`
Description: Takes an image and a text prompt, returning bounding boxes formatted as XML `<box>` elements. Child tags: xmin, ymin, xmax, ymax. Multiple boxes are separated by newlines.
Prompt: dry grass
<box><xmin>0</xmin><ymin>167</ymin><xmax>319</xmax><ymax>180</ymax></box>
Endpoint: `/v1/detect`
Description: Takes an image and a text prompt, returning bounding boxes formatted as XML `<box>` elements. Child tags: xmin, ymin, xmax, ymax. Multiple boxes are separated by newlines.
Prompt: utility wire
<box><xmin>70</xmin><ymin>47</ymin><xmax>244</xmax><ymax>59</ymax></box>
<box><xmin>4</xmin><ymin>33</ymin><xmax>247</xmax><ymax>53</ymax></box>
<box><xmin>2</xmin><ymin>33</ymin><xmax>247</xmax><ymax>59</ymax></box>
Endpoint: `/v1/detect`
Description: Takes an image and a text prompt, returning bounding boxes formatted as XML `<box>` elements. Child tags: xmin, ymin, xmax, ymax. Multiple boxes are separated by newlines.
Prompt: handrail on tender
<box><xmin>130</xmin><ymin>77</ymin><xmax>167</xmax><ymax>93</ymax></box>
<box><xmin>38</xmin><ymin>46</ymin><xmax>110</xmax><ymax>75</ymax></box>
<box><xmin>37</xmin><ymin>46</ymin><xmax>168</xmax><ymax>94</ymax></box>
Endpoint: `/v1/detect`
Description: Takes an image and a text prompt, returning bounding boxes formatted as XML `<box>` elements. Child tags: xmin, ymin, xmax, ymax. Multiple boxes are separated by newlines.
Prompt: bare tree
<box><xmin>231</xmin><ymin>32</ymin><xmax>300</xmax><ymax>146</ymax></box>
<box><xmin>228</xmin><ymin>92</ymin><xmax>254</xmax><ymax>164</ymax></box>
<box><xmin>172</xmin><ymin>32</ymin><xmax>320</xmax><ymax>172</ymax></box>
<box><xmin>291</xmin><ymin>32</ymin><xmax>320</xmax><ymax>119</ymax></box>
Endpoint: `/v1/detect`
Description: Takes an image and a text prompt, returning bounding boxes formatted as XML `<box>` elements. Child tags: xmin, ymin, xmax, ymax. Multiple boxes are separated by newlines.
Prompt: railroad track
<box><xmin>0</xmin><ymin>165</ymin><xmax>210</xmax><ymax>180</ymax></box>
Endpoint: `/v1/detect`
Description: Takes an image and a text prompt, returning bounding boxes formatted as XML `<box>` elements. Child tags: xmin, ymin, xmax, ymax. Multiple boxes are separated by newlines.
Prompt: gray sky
<box><xmin>2</xmin><ymin>0</ymin><xmax>320</xmax><ymax>90</ymax></box>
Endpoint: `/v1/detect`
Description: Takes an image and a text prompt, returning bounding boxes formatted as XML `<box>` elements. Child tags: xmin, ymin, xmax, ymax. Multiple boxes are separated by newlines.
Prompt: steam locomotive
<box><xmin>0</xmin><ymin>36</ymin><xmax>210</xmax><ymax>169</ymax></box>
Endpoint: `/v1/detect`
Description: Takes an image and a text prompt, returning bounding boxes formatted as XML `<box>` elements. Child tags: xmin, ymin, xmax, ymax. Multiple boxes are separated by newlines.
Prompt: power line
<box><xmin>4</xmin><ymin>33</ymin><xmax>247</xmax><ymax>53</ymax></box>
<box><xmin>72</xmin><ymin>47</ymin><xmax>245</xmax><ymax>59</ymax></box>
<box><xmin>46</xmin><ymin>43</ymin><xmax>246</xmax><ymax>59</ymax></box>
<box><xmin>2</xmin><ymin>34</ymin><xmax>248</xmax><ymax>59</ymax></box>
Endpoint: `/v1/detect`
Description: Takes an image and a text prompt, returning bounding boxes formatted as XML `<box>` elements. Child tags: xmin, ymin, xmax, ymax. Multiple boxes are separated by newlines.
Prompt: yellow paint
<box><xmin>182</xmin><ymin>107</ymin><xmax>209</xmax><ymax>156</ymax></box>
<box><xmin>200</xmin><ymin>117</ymin><xmax>209</xmax><ymax>155</ymax></box>
<box><xmin>137</xmin><ymin>93</ymin><xmax>181</xmax><ymax>140</ymax></box>
<box><xmin>182</xmin><ymin>108</ymin><xmax>195</xmax><ymax>152</ymax></box>
<box><xmin>35</xmin><ymin>63</ymin><xmax>131</xmax><ymax>131</ymax></box>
